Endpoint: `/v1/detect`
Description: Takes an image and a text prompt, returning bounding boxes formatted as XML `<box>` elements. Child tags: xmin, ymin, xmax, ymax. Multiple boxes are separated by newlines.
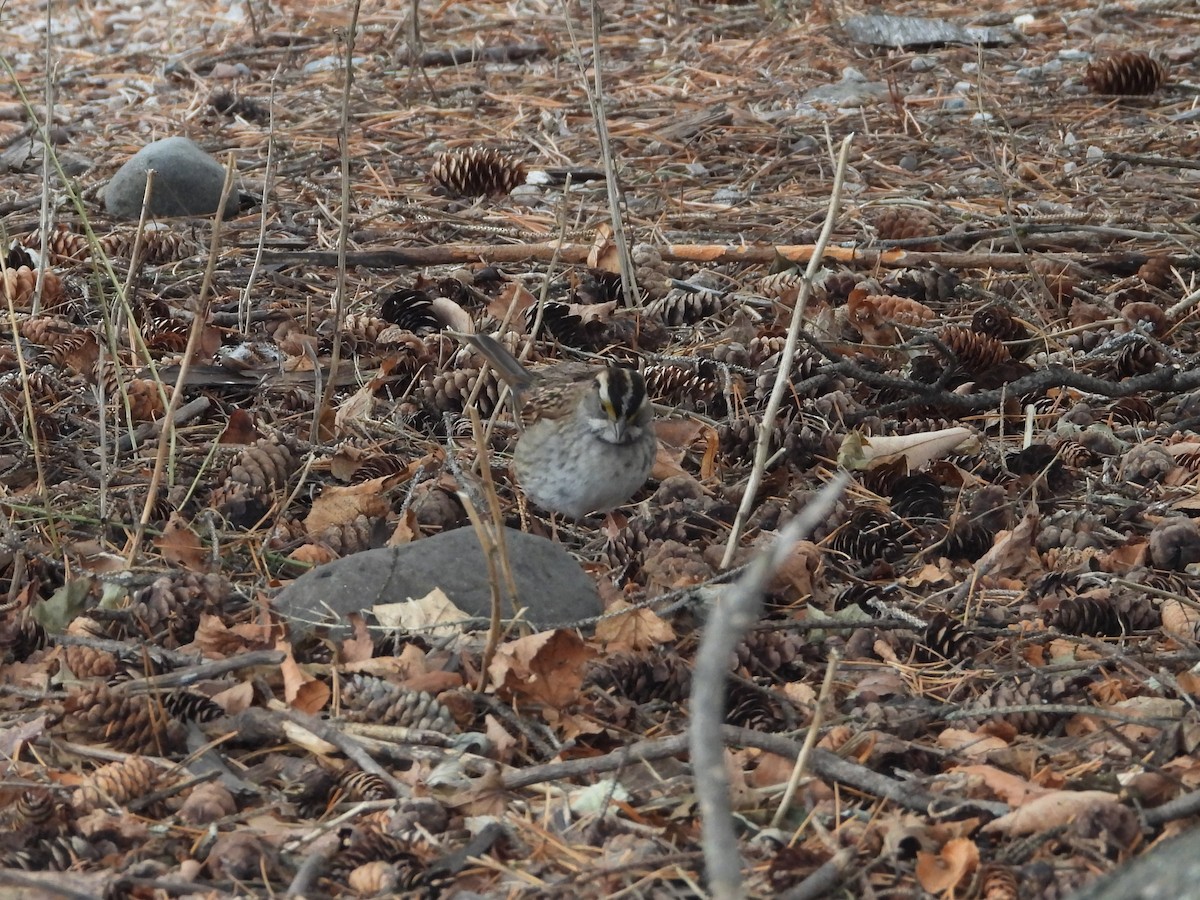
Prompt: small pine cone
<box><xmin>725</xmin><ymin>681</ymin><xmax>788</xmax><ymax>731</ymax></box>
<box><xmin>1050</xmin><ymin>595</ymin><xmax>1127</xmax><ymax>636</ymax></box>
<box><xmin>534</xmin><ymin>301</ymin><xmax>605</xmax><ymax>349</ymax></box>
<box><xmin>340</xmin><ymin>674</ymin><xmax>458</xmax><ymax>732</ymax></box>
<box><xmin>328</xmin><ymin>827</ymin><xmax>422</xmax><ymax>885</ymax></box>
<box><xmin>889</xmin><ymin>473</ymin><xmax>946</xmax><ymax>521</ymax></box>
<box><xmin>1137</xmin><ymin>255</ymin><xmax>1173</xmax><ymax>289</ymax></box>
<box><xmin>700</xmin><ymin>341</ymin><xmax>752</xmax><ymax>369</ymax></box>
<box><xmin>21</xmin><ymin>224</ymin><xmax>91</xmax><ymax>264</ymax></box>
<box><xmin>972</xmin><ymin>303</ymin><xmax>1031</xmax><ymax>348</ymax></box>
<box><xmin>226</xmin><ymin>436</ymin><xmax>298</xmax><ymax>492</ymax></box>
<box><xmin>339</xmin><ymin>769</ymin><xmax>394</xmax><ymax>802</ymax></box>
<box><xmin>942</xmin><ymin>518</ymin><xmax>996</xmax><ymax>561</ymax></box>
<box><xmin>1056</xmin><ymin>439</ymin><xmax>1098</xmax><ymax>468</ymax></box>
<box><xmin>884</xmin><ymin>267</ymin><xmax>960</xmax><ymax>305</ymax></box>
<box><xmin>831</xmin><ymin>507</ymin><xmax>905</xmax><ymax>564</ymax></box>
<box><xmin>420</xmin><ymin>365</ymin><xmax>501</xmax><ymax>417</ymax></box>
<box><xmin>1148</xmin><ymin>517</ymin><xmax>1200</xmax><ymax>570</ymax></box>
<box><xmin>351</xmin><ymin>454</ymin><xmax>410</xmax><ymax>483</ymax></box>
<box><xmin>820</xmin><ymin>270</ymin><xmax>867</xmax><ymax>305</ymax></box>
<box><xmin>1084</xmin><ymin>51</ymin><xmax>1167</xmax><ymax>96</ymax></box>
<box><xmin>0</xmin><ymin>615</ymin><xmax>48</xmax><ymax>663</ymax></box>
<box><xmin>758</xmin><ymin>270</ymin><xmax>805</xmax><ymax>304</ymax></box>
<box><xmin>2</xmin><ymin>265</ymin><xmax>65</xmax><ymax>310</ymax></box>
<box><xmin>212</xmin><ymin>483</ymin><xmax>272</xmax><ymax>530</ymax></box>
<box><xmin>62</xmin><ymin>682</ymin><xmax>188</xmax><ymax>755</ymax></box>
<box><xmin>972</xmin><ymin>677</ymin><xmax>1066</xmax><ymax>733</ymax></box>
<box><xmin>116</xmin><ymin>572</ymin><xmax>229</xmax><ymax>647</ymax></box>
<box><xmin>602</xmin><ymin>516</ymin><xmax>651</xmax><ymax>570</ymax></box>
<box><xmin>979</xmin><ymin>863</ymin><xmax>1020</xmax><ymax>900</ymax></box>
<box><xmin>833</xmin><ymin>583</ymin><xmax>895</xmax><ymax>616</ymax></box>
<box><xmin>1120</xmin><ymin>442</ymin><xmax>1176</xmax><ymax>485</ymax></box>
<box><xmin>430</xmin><ymin>147</ymin><xmax>526</xmax><ymax>197</ymax></box>
<box><xmin>163</xmin><ymin>689</ymin><xmax>226</xmax><ymax>724</ymax></box>
<box><xmin>643</xmin><ymin>287</ymin><xmax>727</xmax><ymax>326</ymax></box>
<box><xmin>936</xmin><ymin>325</ymin><xmax>1011</xmax><ymax>375</ymax></box>
<box><xmin>747</xmin><ymin>334</ymin><xmax>786</xmax><ymax>369</ymax></box>
<box><xmin>1111</xmin><ymin>338</ymin><xmax>1162</xmax><ymax>378</ymax></box>
<box><xmin>734</xmin><ymin>629</ymin><xmax>809</xmax><ymax>680</ymax></box>
<box><xmin>871</xmin><ymin>206</ymin><xmax>940</xmax><ymax>248</ymax></box>
<box><xmin>643</xmin><ymin>360</ymin><xmax>723</xmax><ymax>412</ymax></box>
<box><xmin>1105</xmin><ymin>396</ymin><xmax>1156</xmax><ymax>426</ymax></box>
<box><xmin>586</xmin><ymin>650</ymin><xmax>691</xmax><ymax>704</ymax></box>
<box><xmin>60</xmin><ymin>645</ymin><xmax>118</xmax><ymax>679</ymax></box>
<box><xmin>632</xmin><ymin>243</ymin><xmax>671</xmax><ymax>299</ymax></box>
<box><xmin>310</xmin><ymin>515</ymin><xmax>386</xmax><ymax>556</ymax></box>
<box><xmin>753</xmin><ymin>347</ymin><xmax>825</xmax><ymax>405</ymax></box>
<box><xmin>73</xmin><ymin>755</ymin><xmax>163</xmax><ymax>812</ymax></box>
<box><xmin>340</xmin><ymin>313</ymin><xmax>391</xmax><ymax>347</ymax></box>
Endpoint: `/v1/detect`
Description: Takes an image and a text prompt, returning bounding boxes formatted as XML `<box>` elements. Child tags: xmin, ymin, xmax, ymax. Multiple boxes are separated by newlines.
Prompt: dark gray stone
<box><xmin>104</xmin><ymin>136</ymin><xmax>240</xmax><ymax>219</ymax></box>
<box><xmin>273</xmin><ymin>526</ymin><xmax>601</xmax><ymax>638</ymax></box>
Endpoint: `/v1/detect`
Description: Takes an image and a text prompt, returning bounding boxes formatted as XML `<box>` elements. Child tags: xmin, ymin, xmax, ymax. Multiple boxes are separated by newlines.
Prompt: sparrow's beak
<box><xmin>611</xmin><ymin>418</ymin><xmax>627</xmax><ymax>443</ymax></box>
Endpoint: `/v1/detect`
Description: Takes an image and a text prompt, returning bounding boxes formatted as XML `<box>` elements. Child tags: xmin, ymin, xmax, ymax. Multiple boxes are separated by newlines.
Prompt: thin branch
<box><xmin>692</xmin><ymin>474</ymin><xmax>849</xmax><ymax>900</ymax></box>
<box><xmin>720</xmin><ymin>134</ymin><xmax>855</xmax><ymax>569</ymax></box>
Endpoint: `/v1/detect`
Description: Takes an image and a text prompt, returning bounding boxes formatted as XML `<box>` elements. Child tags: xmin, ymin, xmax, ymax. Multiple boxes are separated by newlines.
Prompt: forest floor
<box><xmin>2</xmin><ymin>0</ymin><xmax>1200</xmax><ymax>897</ymax></box>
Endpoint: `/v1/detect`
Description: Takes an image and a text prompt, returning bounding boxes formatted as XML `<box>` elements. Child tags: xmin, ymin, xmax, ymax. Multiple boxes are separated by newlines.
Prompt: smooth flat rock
<box><xmin>273</xmin><ymin>526</ymin><xmax>601</xmax><ymax>637</ymax></box>
<box><xmin>104</xmin><ymin>136</ymin><xmax>240</xmax><ymax>219</ymax></box>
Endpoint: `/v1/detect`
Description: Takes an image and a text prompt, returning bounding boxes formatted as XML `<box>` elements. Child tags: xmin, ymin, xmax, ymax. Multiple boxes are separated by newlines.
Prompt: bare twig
<box><xmin>692</xmin><ymin>474</ymin><xmax>848</xmax><ymax>900</ymax></box>
<box><xmin>720</xmin><ymin>134</ymin><xmax>854</xmax><ymax>569</ymax></box>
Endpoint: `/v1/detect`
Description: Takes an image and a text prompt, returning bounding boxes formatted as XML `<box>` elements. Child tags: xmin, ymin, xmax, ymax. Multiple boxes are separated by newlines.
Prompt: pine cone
<box><xmin>1049</xmin><ymin>594</ymin><xmax>1127</xmax><ymax>636</ymax></box>
<box><xmin>831</xmin><ymin>507</ymin><xmax>905</xmax><ymax>565</ymax></box>
<box><xmin>872</xmin><ymin>207</ymin><xmax>940</xmax><ymax>248</ymax></box>
<box><xmin>1084</xmin><ymin>51</ymin><xmax>1167</xmax><ymax>95</ymax></box>
<box><xmin>734</xmin><ymin>629</ymin><xmax>810</xmax><ymax>680</ymax></box>
<box><xmin>73</xmin><ymin>755</ymin><xmax>164</xmax><ymax>812</ymax></box>
<box><xmin>339</xmin><ymin>769</ymin><xmax>394</xmax><ymax>802</ymax></box>
<box><xmin>644</xmin><ymin>286</ymin><xmax>727</xmax><ymax>325</ymax></box>
<box><xmin>340</xmin><ymin>674</ymin><xmax>458</xmax><ymax>732</ymax></box>
<box><xmin>62</xmin><ymin>682</ymin><xmax>188</xmax><ymax>755</ymax></box>
<box><xmin>937</xmin><ymin>325</ymin><xmax>1011</xmax><ymax>375</ymax></box>
<box><xmin>643</xmin><ymin>360</ymin><xmax>724</xmax><ymax>413</ymax></box>
<box><xmin>971</xmin><ymin>676</ymin><xmax>1067</xmax><ymax>733</ymax></box>
<box><xmin>430</xmin><ymin>147</ymin><xmax>526</xmax><ymax>197</ymax></box>
<box><xmin>586</xmin><ymin>650</ymin><xmax>691</xmax><ymax>704</ymax></box>
<box><xmin>972</xmin><ymin>303</ymin><xmax>1030</xmax><ymax>349</ymax></box>
<box><xmin>889</xmin><ymin>473</ymin><xmax>945</xmax><ymax>521</ymax></box>
<box><xmin>327</xmin><ymin>827</ymin><xmax>424</xmax><ymax>888</ymax></box>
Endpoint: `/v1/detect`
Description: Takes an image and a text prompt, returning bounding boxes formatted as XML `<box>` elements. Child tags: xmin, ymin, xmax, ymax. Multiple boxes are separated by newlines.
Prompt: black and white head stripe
<box><xmin>597</xmin><ymin>367</ymin><xmax>647</xmax><ymax>421</ymax></box>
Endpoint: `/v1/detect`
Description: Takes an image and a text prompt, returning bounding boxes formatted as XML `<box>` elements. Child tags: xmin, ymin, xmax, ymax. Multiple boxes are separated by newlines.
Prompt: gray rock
<box><xmin>104</xmin><ymin>136</ymin><xmax>240</xmax><ymax>219</ymax></box>
<box><xmin>273</xmin><ymin>526</ymin><xmax>601</xmax><ymax>638</ymax></box>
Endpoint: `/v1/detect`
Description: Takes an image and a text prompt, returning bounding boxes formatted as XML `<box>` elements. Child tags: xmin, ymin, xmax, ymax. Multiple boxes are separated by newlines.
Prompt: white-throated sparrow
<box><xmin>463</xmin><ymin>333</ymin><xmax>656</xmax><ymax>518</ymax></box>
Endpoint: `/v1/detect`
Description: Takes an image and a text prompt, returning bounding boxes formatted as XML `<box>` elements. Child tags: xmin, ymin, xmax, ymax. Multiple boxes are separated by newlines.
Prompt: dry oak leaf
<box><xmin>946</xmin><ymin>764</ymin><xmax>1050</xmax><ymax>806</ymax></box>
<box><xmin>219</xmin><ymin>408</ymin><xmax>261</xmax><ymax>445</ymax></box>
<box><xmin>193</xmin><ymin>613</ymin><xmax>275</xmax><ymax>659</ymax></box>
<box><xmin>936</xmin><ymin>729</ymin><xmax>1009</xmax><ymax>758</ymax></box>
<box><xmin>287</xmin><ymin>543</ymin><xmax>339</xmax><ymax>566</ymax></box>
<box><xmin>587</xmin><ymin>222</ymin><xmax>619</xmax><ymax>272</ymax></box>
<box><xmin>488</xmin><ymin>629</ymin><xmax>597</xmax><ymax>709</ymax></box>
<box><xmin>766</xmin><ymin>538</ymin><xmax>822</xmax><ymax>598</ymax></box>
<box><xmin>304</xmin><ymin>477</ymin><xmax>395</xmax><ymax>533</ymax></box>
<box><xmin>374</xmin><ymin>587</ymin><xmax>472</xmax><ymax>635</ymax></box>
<box><xmin>154</xmin><ymin>512</ymin><xmax>207</xmax><ymax>570</ymax></box>
<box><xmin>485</xmin><ymin>280</ymin><xmax>538</xmax><ymax>321</ymax></box>
<box><xmin>974</xmin><ymin>507</ymin><xmax>1038</xmax><ymax>579</ymax></box>
<box><xmin>839</xmin><ymin>427</ymin><xmax>978</xmax><ymax>472</ymax></box>
<box><xmin>279</xmin><ymin>641</ymin><xmax>330</xmax><ymax>714</ymax></box>
<box><xmin>916</xmin><ymin>837</ymin><xmax>979</xmax><ymax>896</ymax></box>
<box><xmin>980</xmin><ymin>789</ymin><xmax>1119</xmax><ymax>836</ymax></box>
<box><xmin>594</xmin><ymin>598</ymin><xmax>676</xmax><ymax>653</ymax></box>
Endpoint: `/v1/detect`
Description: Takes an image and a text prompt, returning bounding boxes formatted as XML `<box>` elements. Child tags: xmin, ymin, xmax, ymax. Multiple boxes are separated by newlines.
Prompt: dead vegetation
<box><xmin>2</xmin><ymin>0</ymin><xmax>1200</xmax><ymax>897</ymax></box>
